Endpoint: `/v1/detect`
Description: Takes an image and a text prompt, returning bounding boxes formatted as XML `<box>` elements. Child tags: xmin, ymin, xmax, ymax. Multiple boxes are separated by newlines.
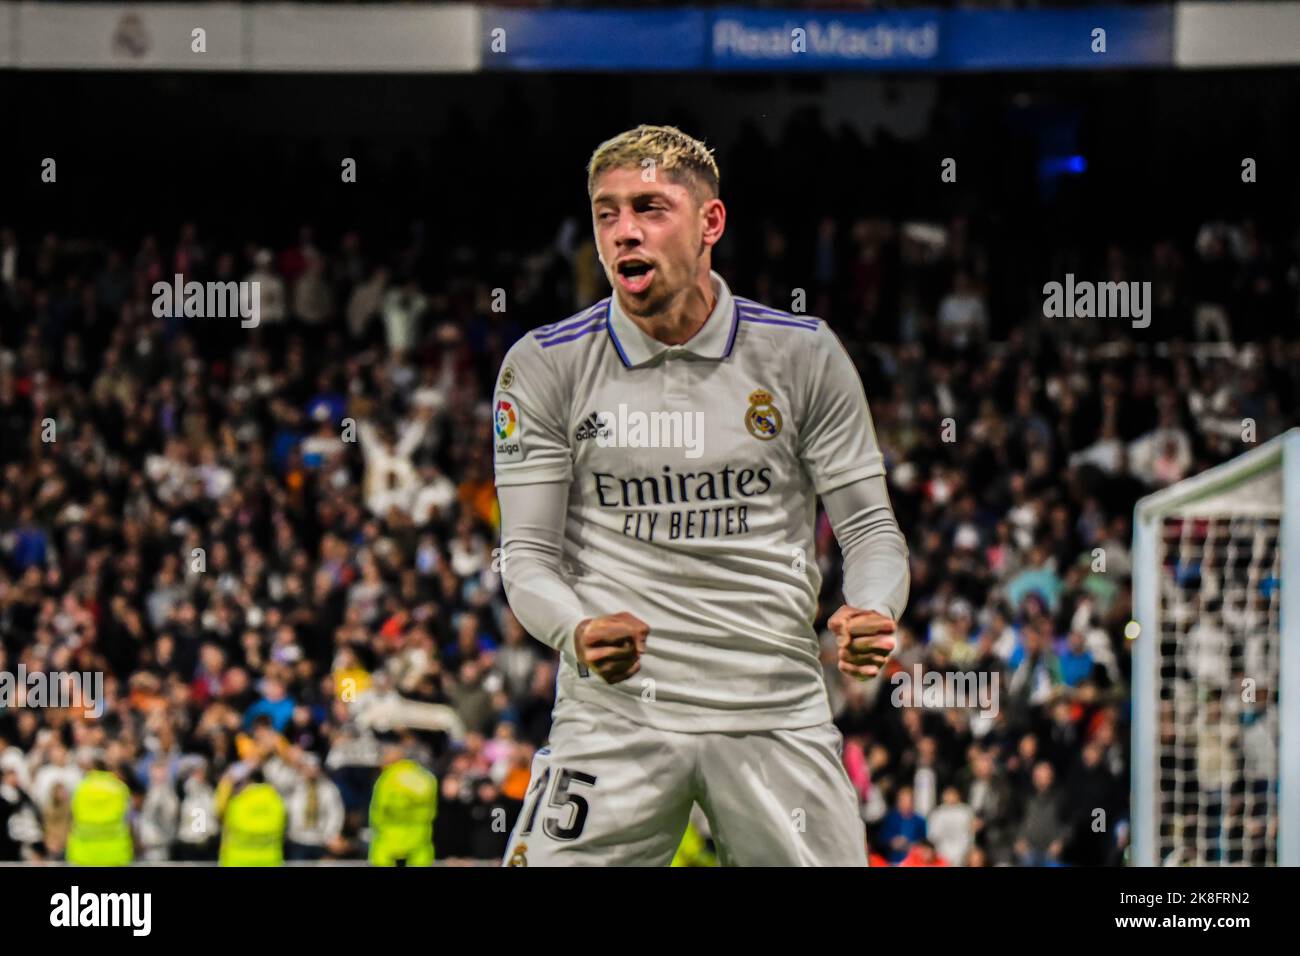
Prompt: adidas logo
<box><xmin>574</xmin><ymin>412</ymin><xmax>610</xmax><ymax>443</ymax></box>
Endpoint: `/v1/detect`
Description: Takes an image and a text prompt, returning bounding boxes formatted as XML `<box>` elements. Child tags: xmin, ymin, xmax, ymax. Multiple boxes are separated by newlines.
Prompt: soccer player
<box><xmin>494</xmin><ymin>125</ymin><xmax>909</xmax><ymax>866</ymax></box>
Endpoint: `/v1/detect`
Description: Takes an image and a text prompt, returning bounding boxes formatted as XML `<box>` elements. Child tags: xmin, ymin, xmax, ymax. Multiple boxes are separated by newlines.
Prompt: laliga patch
<box><xmin>494</xmin><ymin>395</ymin><xmax>524</xmax><ymax>462</ymax></box>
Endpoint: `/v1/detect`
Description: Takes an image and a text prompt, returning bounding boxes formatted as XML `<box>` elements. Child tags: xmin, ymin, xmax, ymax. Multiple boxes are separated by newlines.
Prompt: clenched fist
<box><xmin>828</xmin><ymin>606</ymin><xmax>896</xmax><ymax>680</ymax></box>
<box><xmin>572</xmin><ymin>612</ymin><xmax>650</xmax><ymax>684</ymax></box>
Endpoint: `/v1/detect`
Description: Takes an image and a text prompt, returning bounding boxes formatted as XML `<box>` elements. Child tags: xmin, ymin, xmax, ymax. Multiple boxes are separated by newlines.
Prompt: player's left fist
<box><xmin>829</xmin><ymin>606</ymin><xmax>896</xmax><ymax>681</ymax></box>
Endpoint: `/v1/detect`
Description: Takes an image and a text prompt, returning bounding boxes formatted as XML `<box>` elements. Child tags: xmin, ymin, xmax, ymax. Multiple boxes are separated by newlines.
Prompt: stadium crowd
<box><xmin>1</xmin><ymin>162</ymin><xmax>1297</xmax><ymax>863</ymax></box>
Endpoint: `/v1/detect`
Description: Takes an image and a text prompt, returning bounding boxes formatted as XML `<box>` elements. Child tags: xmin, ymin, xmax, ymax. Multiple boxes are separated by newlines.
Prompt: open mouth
<box><xmin>616</xmin><ymin>258</ymin><xmax>655</xmax><ymax>294</ymax></box>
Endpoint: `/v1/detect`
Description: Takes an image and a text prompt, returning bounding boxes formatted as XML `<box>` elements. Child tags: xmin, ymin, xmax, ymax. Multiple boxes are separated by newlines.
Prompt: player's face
<box><xmin>591</xmin><ymin>166</ymin><xmax>723</xmax><ymax>317</ymax></box>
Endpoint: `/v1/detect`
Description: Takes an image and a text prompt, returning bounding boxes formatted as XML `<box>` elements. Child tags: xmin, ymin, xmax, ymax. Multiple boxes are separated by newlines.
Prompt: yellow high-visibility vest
<box><xmin>671</xmin><ymin>821</ymin><xmax>717</xmax><ymax>867</ymax></box>
<box><xmin>219</xmin><ymin>782</ymin><xmax>286</xmax><ymax>867</ymax></box>
<box><xmin>67</xmin><ymin>771</ymin><xmax>133</xmax><ymax>866</ymax></box>
<box><xmin>369</xmin><ymin>760</ymin><xmax>437</xmax><ymax>866</ymax></box>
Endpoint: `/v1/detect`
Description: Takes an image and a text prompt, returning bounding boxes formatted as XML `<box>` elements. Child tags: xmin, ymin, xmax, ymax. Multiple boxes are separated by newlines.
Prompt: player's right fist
<box><xmin>572</xmin><ymin>612</ymin><xmax>649</xmax><ymax>685</ymax></box>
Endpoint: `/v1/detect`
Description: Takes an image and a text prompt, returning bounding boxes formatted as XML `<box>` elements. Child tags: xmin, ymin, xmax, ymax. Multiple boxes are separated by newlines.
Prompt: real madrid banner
<box><xmin>710</xmin><ymin>7</ymin><xmax>942</xmax><ymax>72</ymax></box>
<box><xmin>7</xmin><ymin>1</ymin><xmax>479</xmax><ymax>71</ymax></box>
<box><xmin>14</xmin><ymin>1</ymin><xmax>244</xmax><ymax>70</ymax></box>
<box><xmin>4</xmin><ymin>3</ymin><xmax>1294</xmax><ymax>73</ymax></box>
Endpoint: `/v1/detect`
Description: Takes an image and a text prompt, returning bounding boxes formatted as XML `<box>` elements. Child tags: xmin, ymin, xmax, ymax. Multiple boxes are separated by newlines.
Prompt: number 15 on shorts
<box><xmin>519</xmin><ymin>766</ymin><xmax>598</xmax><ymax>842</ymax></box>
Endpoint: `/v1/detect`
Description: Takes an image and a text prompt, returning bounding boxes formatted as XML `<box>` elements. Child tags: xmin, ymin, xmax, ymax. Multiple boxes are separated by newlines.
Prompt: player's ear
<box><xmin>701</xmin><ymin>198</ymin><xmax>726</xmax><ymax>247</ymax></box>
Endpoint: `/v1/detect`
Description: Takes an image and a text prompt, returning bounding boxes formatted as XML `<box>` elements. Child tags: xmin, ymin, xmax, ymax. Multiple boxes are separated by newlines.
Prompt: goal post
<box><xmin>1131</xmin><ymin>428</ymin><xmax>1300</xmax><ymax>866</ymax></box>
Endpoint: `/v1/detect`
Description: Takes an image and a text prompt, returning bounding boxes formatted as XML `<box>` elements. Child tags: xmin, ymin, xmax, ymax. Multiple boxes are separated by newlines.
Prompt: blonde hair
<box><xmin>586</xmin><ymin>124</ymin><xmax>720</xmax><ymax>206</ymax></box>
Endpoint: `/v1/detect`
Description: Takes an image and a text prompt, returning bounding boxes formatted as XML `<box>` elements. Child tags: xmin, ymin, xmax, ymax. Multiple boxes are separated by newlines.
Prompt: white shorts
<box><xmin>502</xmin><ymin>698</ymin><xmax>868</xmax><ymax>867</ymax></box>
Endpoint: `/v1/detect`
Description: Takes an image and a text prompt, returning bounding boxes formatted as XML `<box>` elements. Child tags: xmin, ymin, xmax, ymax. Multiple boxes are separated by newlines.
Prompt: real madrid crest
<box><xmin>507</xmin><ymin>842</ymin><xmax>529</xmax><ymax>867</ymax></box>
<box><xmin>745</xmin><ymin>389</ymin><xmax>782</xmax><ymax>440</ymax></box>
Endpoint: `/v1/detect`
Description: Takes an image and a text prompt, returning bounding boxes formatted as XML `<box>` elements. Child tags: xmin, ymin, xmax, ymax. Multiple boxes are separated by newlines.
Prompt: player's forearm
<box><xmin>821</xmin><ymin>474</ymin><xmax>910</xmax><ymax>622</ymax></box>
<box><xmin>500</xmin><ymin>542</ymin><xmax>587</xmax><ymax>660</ymax></box>
<box><xmin>497</xmin><ymin>481</ymin><xmax>587</xmax><ymax>662</ymax></box>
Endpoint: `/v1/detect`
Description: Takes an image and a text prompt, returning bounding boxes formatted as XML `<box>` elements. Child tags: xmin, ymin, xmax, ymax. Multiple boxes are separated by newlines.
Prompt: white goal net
<box><xmin>1131</xmin><ymin>429</ymin><xmax>1300</xmax><ymax>866</ymax></box>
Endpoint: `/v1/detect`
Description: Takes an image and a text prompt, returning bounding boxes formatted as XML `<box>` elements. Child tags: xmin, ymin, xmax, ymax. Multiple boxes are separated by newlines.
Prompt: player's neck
<box><xmin>624</xmin><ymin>273</ymin><xmax>717</xmax><ymax>346</ymax></box>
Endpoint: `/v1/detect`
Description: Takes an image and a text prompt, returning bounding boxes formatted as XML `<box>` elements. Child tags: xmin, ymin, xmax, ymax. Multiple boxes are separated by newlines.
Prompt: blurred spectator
<box><xmin>878</xmin><ymin>785</ymin><xmax>926</xmax><ymax>864</ymax></box>
<box><xmin>139</xmin><ymin>762</ymin><xmax>180</xmax><ymax>862</ymax></box>
<box><xmin>927</xmin><ymin>785</ymin><xmax>975</xmax><ymax>867</ymax></box>
<box><xmin>1015</xmin><ymin>762</ymin><xmax>1069</xmax><ymax>866</ymax></box>
<box><xmin>286</xmin><ymin>753</ymin><xmax>346</xmax><ymax>861</ymax></box>
<box><xmin>937</xmin><ymin>270</ymin><xmax>988</xmax><ymax>352</ymax></box>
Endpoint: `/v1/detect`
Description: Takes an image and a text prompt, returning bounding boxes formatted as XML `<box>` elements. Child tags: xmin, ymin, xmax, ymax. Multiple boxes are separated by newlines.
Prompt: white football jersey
<box><xmin>493</xmin><ymin>271</ymin><xmax>886</xmax><ymax>732</ymax></box>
